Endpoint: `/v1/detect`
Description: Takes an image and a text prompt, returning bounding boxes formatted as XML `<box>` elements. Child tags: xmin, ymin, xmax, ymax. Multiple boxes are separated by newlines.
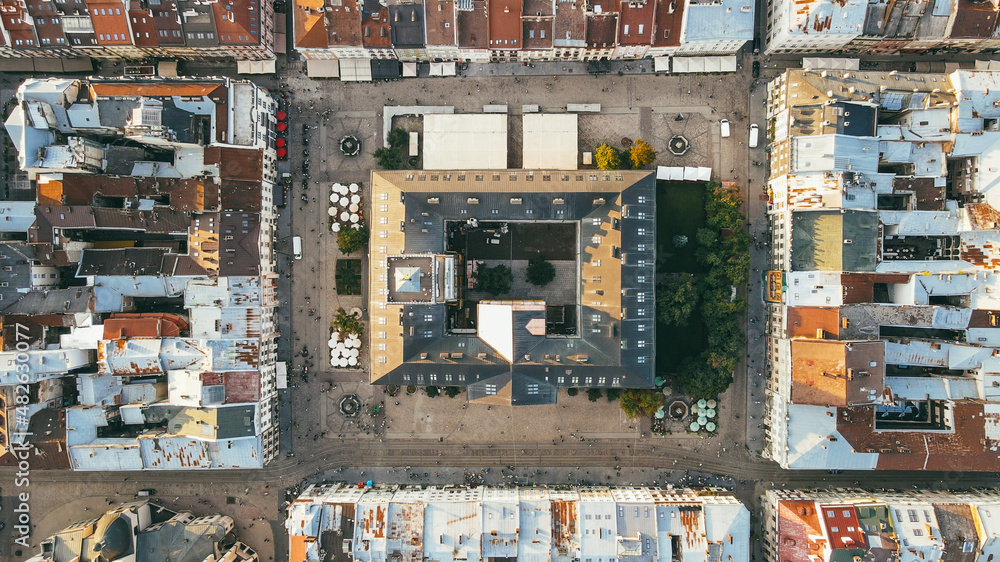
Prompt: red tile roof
<box><xmin>424</xmin><ymin>0</ymin><xmax>456</xmax><ymax>47</ymax></box>
<box><xmin>488</xmin><ymin>0</ymin><xmax>523</xmax><ymax>49</ymax></box>
<box><xmin>213</xmin><ymin>0</ymin><xmax>263</xmax><ymax>44</ymax></box>
<box><xmin>294</xmin><ymin>0</ymin><xmax>329</xmax><ymax>48</ymax></box>
<box><xmin>458</xmin><ymin>0</ymin><xmax>489</xmax><ymax>48</ymax></box>
<box><xmin>362</xmin><ymin>5</ymin><xmax>391</xmax><ymax>48</ymax></box>
<box><xmin>326</xmin><ymin>0</ymin><xmax>362</xmax><ymax>46</ymax></box>
<box><xmin>87</xmin><ymin>2</ymin><xmax>132</xmax><ymax>45</ymax></box>
<box><xmin>837</xmin><ymin>401</ymin><xmax>998</xmax><ymax>471</ymax></box>
<box><xmin>103</xmin><ymin>313</ymin><xmax>188</xmax><ymax>339</ymax></box>
<box><xmin>523</xmin><ymin>18</ymin><xmax>553</xmax><ymax>49</ymax></box>
<box><xmin>128</xmin><ymin>10</ymin><xmax>158</xmax><ymax>46</ymax></box>
<box><xmin>651</xmin><ymin>0</ymin><xmax>681</xmax><ymax>47</ymax></box>
<box><xmin>818</xmin><ymin>505</ymin><xmax>866</xmax><ymax>551</ymax></box>
<box><xmin>776</xmin><ymin>500</ymin><xmax>827</xmax><ymax>562</ymax></box>
<box><xmin>554</xmin><ymin>2</ymin><xmax>585</xmax><ymax>44</ymax></box>
<box><xmin>951</xmin><ymin>0</ymin><xmax>999</xmax><ymax>39</ymax></box>
<box><xmin>150</xmin><ymin>0</ymin><xmax>185</xmax><ymax>45</ymax></box>
<box><xmin>617</xmin><ymin>0</ymin><xmax>653</xmax><ymax>45</ymax></box>
<box><xmin>586</xmin><ymin>13</ymin><xmax>617</xmax><ymax>47</ymax></box>
<box><xmin>785</xmin><ymin>307</ymin><xmax>840</xmax><ymax>339</ymax></box>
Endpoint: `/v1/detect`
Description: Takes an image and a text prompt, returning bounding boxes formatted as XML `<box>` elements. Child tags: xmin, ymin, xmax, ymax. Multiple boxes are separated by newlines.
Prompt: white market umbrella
<box><xmin>350</xmin><ymin>214</ymin><xmax>359</xmax><ymax>223</ymax></box>
<box><xmin>348</xmin><ymin>356</ymin><xmax>358</xmax><ymax>366</ymax></box>
<box><xmin>349</xmin><ymin>348</ymin><xmax>360</xmax><ymax>358</ymax></box>
<box><xmin>328</xmin><ymin>340</ymin><xmax>337</xmax><ymax>348</ymax></box>
<box><xmin>340</xmin><ymin>196</ymin><xmax>349</xmax><ymax>206</ymax></box>
<box><xmin>328</xmin><ymin>207</ymin><xmax>338</xmax><ymax>216</ymax></box>
<box><xmin>339</xmin><ymin>358</ymin><xmax>349</xmax><ymax>368</ymax></box>
<box><xmin>330</xmin><ymin>193</ymin><xmax>339</xmax><ymax>203</ymax></box>
<box><xmin>349</xmin><ymin>203</ymin><xmax>359</xmax><ymax>213</ymax></box>
<box><xmin>340</xmin><ymin>211</ymin><xmax>350</xmax><ymax>222</ymax></box>
<box><xmin>351</xmin><ymin>224</ymin><xmax>362</xmax><ymax>230</ymax></box>
<box><xmin>332</xmin><ymin>223</ymin><xmax>341</xmax><ymax>232</ymax></box>
<box><xmin>349</xmin><ymin>183</ymin><xmax>359</xmax><ymax>193</ymax></box>
<box><xmin>336</xmin><ymin>342</ymin><xmax>347</xmax><ymax>351</ymax></box>
<box><xmin>351</xmin><ymin>194</ymin><xmax>361</xmax><ymax>204</ymax></box>
<box><xmin>333</xmin><ymin>183</ymin><xmax>343</xmax><ymax>192</ymax></box>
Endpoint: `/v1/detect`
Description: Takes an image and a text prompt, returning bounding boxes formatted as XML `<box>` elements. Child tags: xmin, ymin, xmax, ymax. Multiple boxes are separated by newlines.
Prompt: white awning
<box><xmin>801</xmin><ymin>57</ymin><xmax>860</xmax><ymax>70</ymax></box>
<box><xmin>429</xmin><ymin>61</ymin><xmax>457</xmax><ymax>76</ymax></box>
<box><xmin>403</xmin><ymin>62</ymin><xmax>418</xmax><ymax>77</ymax></box>
<box><xmin>306</xmin><ymin>59</ymin><xmax>340</xmax><ymax>78</ymax></box>
<box><xmin>657</xmin><ymin>166</ymin><xmax>712</xmax><ymax>182</ymax></box>
<box><xmin>671</xmin><ymin>56</ymin><xmax>737</xmax><ymax>74</ymax></box>
<box><xmin>237</xmin><ymin>59</ymin><xmax>276</xmax><ymax>74</ymax></box>
<box><xmin>158</xmin><ymin>61</ymin><xmax>178</xmax><ymax>77</ymax></box>
<box><xmin>338</xmin><ymin>59</ymin><xmax>372</xmax><ymax>82</ymax></box>
<box><xmin>654</xmin><ymin>56</ymin><xmax>670</xmax><ymax>72</ymax></box>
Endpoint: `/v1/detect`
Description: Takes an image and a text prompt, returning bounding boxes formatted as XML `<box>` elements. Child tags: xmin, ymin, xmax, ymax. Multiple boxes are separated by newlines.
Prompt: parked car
<box><xmin>752</xmin><ymin>61</ymin><xmax>760</xmax><ymax>79</ymax></box>
<box><xmin>720</xmin><ymin>119</ymin><xmax>731</xmax><ymax>138</ymax></box>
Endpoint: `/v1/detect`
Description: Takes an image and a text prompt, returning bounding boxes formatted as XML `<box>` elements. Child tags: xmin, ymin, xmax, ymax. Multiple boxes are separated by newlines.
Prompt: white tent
<box><xmin>237</xmin><ymin>59</ymin><xmax>276</xmax><ymax>74</ymax></box>
<box><xmin>654</xmin><ymin>57</ymin><xmax>670</xmax><ymax>72</ymax></box>
<box><xmin>429</xmin><ymin>61</ymin><xmax>457</xmax><ymax>76</ymax></box>
<box><xmin>306</xmin><ymin>59</ymin><xmax>340</xmax><ymax>78</ymax></box>
<box><xmin>403</xmin><ymin>62</ymin><xmax>418</xmax><ymax>77</ymax></box>
<box><xmin>801</xmin><ymin>57</ymin><xmax>860</xmax><ymax>71</ymax></box>
<box><xmin>657</xmin><ymin>166</ymin><xmax>712</xmax><ymax>182</ymax></box>
<box><xmin>338</xmin><ymin>59</ymin><xmax>372</xmax><ymax>82</ymax></box>
<box><xmin>671</xmin><ymin>56</ymin><xmax>737</xmax><ymax>74</ymax></box>
<box><xmin>522</xmin><ymin>114</ymin><xmax>579</xmax><ymax>170</ymax></box>
<box><xmin>423</xmin><ymin>114</ymin><xmax>508</xmax><ymax>169</ymax></box>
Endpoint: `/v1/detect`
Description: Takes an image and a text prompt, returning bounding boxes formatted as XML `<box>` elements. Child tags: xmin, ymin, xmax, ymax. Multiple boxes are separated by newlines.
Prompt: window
<box><xmin>831</xmin><ymin>527</ymin><xmax>839</xmax><ymax>533</ymax></box>
<box><xmin>485</xmin><ymin>384</ymin><xmax>497</xmax><ymax>395</ymax></box>
<box><xmin>637</xmin><ymin>356</ymin><xmax>646</xmax><ymax>364</ymax></box>
<box><xmin>637</xmin><ymin>340</ymin><xmax>646</xmax><ymax>348</ymax></box>
<box><xmin>637</xmin><ymin>244</ymin><xmax>646</xmax><ymax>252</ymax></box>
<box><xmin>527</xmin><ymin>384</ymin><xmax>539</xmax><ymax>395</ymax></box>
<box><xmin>637</xmin><ymin>195</ymin><xmax>646</xmax><ymax>203</ymax></box>
<box><xmin>637</xmin><ymin>227</ymin><xmax>646</xmax><ymax>236</ymax></box>
<box><xmin>637</xmin><ymin>275</ymin><xmax>646</xmax><ymax>283</ymax></box>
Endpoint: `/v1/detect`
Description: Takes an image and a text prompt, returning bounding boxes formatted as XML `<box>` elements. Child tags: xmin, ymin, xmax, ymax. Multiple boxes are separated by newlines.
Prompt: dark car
<box><xmin>752</xmin><ymin>61</ymin><xmax>760</xmax><ymax>79</ymax></box>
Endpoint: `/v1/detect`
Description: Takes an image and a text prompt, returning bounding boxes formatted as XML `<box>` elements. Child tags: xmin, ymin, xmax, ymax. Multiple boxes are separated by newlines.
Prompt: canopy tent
<box><xmin>423</xmin><ymin>113</ymin><xmax>508</xmax><ymax>169</ymax></box>
<box><xmin>801</xmin><ymin>57</ymin><xmax>860</xmax><ymax>70</ymax></box>
<box><xmin>402</xmin><ymin>62</ymin><xmax>418</xmax><ymax>77</ymax></box>
<box><xmin>522</xmin><ymin>114</ymin><xmax>579</xmax><ymax>170</ymax></box>
<box><xmin>338</xmin><ymin>59</ymin><xmax>372</xmax><ymax>82</ymax></box>
<box><xmin>671</xmin><ymin>56</ymin><xmax>737</xmax><ymax>74</ymax></box>
<box><xmin>237</xmin><ymin>59</ymin><xmax>276</xmax><ymax>74</ymax></box>
<box><xmin>306</xmin><ymin>59</ymin><xmax>340</xmax><ymax>78</ymax></box>
<box><xmin>428</xmin><ymin>61</ymin><xmax>457</xmax><ymax>76</ymax></box>
<box><xmin>654</xmin><ymin>57</ymin><xmax>670</xmax><ymax>72</ymax></box>
<box><xmin>656</xmin><ymin>166</ymin><xmax>712</xmax><ymax>182</ymax></box>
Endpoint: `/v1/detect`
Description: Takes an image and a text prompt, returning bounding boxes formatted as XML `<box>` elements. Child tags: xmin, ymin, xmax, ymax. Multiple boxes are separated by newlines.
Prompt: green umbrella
<box><xmin>697</xmin><ymin>416</ymin><xmax>708</xmax><ymax>426</ymax></box>
<box><xmin>706</xmin><ymin>422</ymin><xmax>717</xmax><ymax>432</ymax></box>
<box><xmin>697</xmin><ymin>399</ymin><xmax>707</xmax><ymax>409</ymax></box>
<box><xmin>655</xmin><ymin>407</ymin><xmax>665</xmax><ymax>419</ymax></box>
<box><xmin>654</xmin><ymin>376</ymin><xmax>665</xmax><ymax>386</ymax></box>
<box><xmin>706</xmin><ymin>408</ymin><xmax>716</xmax><ymax>418</ymax></box>
<box><xmin>689</xmin><ymin>422</ymin><xmax>700</xmax><ymax>432</ymax></box>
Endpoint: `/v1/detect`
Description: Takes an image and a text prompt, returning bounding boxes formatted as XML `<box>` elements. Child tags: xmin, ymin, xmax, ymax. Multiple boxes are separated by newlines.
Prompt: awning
<box><xmin>237</xmin><ymin>59</ymin><xmax>276</xmax><ymax>74</ymax></box>
<box><xmin>402</xmin><ymin>62</ymin><xmax>418</xmax><ymax>77</ymax></box>
<box><xmin>657</xmin><ymin>166</ymin><xmax>712</xmax><ymax>182</ymax></box>
<box><xmin>671</xmin><ymin>56</ymin><xmax>737</xmax><ymax>74</ymax></box>
<box><xmin>0</xmin><ymin>58</ymin><xmax>92</xmax><ymax>72</ymax></box>
<box><xmin>338</xmin><ymin>59</ymin><xmax>372</xmax><ymax>82</ymax></box>
<box><xmin>428</xmin><ymin>61</ymin><xmax>456</xmax><ymax>76</ymax></box>
<box><xmin>158</xmin><ymin>61</ymin><xmax>178</xmax><ymax>77</ymax></box>
<box><xmin>654</xmin><ymin>56</ymin><xmax>670</xmax><ymax>72</ymax></box>
<box><xmin>306</xmin><ymin>59</ymin><xmax>341</xmax><ymax>78</ymax></box>
<box><xmin>371</xmin><ymin>59</ymin><xmax>401</xmax><ymax>80</ymax></box>
<box><xmin>801</xmin><ymin>57</ymin><xmax>860</xmax><ymax>70</ymax></box>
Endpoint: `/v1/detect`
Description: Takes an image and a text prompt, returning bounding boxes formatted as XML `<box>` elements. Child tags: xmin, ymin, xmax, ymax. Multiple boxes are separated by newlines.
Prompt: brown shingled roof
<box><xmin>776</xmin><ymin>500</ymin><xmax>827</xmax><ymax>562</ymax></box>
<box><xmin>586</xmin><ymin>13</ymin><xmax>617</xmax><ymax>47</ymax></box>
<box><xmin>425</xmin><ymin>0</ymin><xmax>456</xmax><ymax>46</ymax></box>
<box><xmin>651</xmin><ymin>0</ymin><xmax>681</xmax><ymax>46</ymax></box>
<box><xmin>294</xmin><ymin>0</ymin><xmax>330</xmax><ymax>48</ymax></box>
<box><xmin>326</xmin><ymin>0</ymin><xmax>363</xmax><ymax>46</ymax></box>
<box><xmin>458</xmin><ymin>0</ymin><xmax>489</xmax><ymax>48</ymax></box>
<box><xmin>103</xmin><ymin>313</ymin><xmax>188</xmax><ymax>339</ymax></box>
<box><xmin>786</xmin><ymin>307</ymin><xmax>841</xmax><ymax>339</ymax></box>
<box><xmin>950</xmin><ymin>0</ymin><xmax>999</xmax><ymax>39</ymax></box>
<box><xmin>838</xmin><ymin>401</ymin><xmax>998</xmax><ymax>471</ymax></box>
<box><xmin>489</xmin><ymin>0</ymin><xmax>523</xmax><ymax>49</ymax></box>
<box><xmin>617</xmin><ymin>0</ymin><xmax>653</xmax><ymax>45</ymax></box>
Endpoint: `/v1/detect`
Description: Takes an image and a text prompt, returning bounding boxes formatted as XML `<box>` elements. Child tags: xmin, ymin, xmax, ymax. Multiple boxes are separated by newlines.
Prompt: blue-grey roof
<box><xmin>683</xmin><ymin>0</ymin><xmax>754</xmax><ymax>43</ymax></box>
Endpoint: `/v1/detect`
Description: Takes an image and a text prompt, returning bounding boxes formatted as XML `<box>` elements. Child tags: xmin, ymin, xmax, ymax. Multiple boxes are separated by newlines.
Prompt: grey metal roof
<box><xmin>390</xmin><ymin>4</ymin><xmax>426</xmax><ymax>46</ymax></box>
<box><xmin>0</xmin><ymin>242</ymin><xmax>32</xmax><ymax>306</ymax></box>
<box><xmin>1</xmin><ymin>286</ymin><xmax>93</xmax><ymax>314</ymax></box>
<box><xmin>76</xmin><ymin>247</ymin><xmax>173</xmax><ymax>277</ymax></box>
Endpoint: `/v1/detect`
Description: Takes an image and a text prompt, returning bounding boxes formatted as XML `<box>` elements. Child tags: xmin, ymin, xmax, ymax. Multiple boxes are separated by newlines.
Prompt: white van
<box><xmin>749</xmin><ymin>124</ymin><xmax>760</xmax><ymax>148</ymax></box>
<box><xmin>720</xmin><ymin>119</ymin><xmax>731</xmax><ymax>138</ymax></box>
<box><xmin>292</xmin><ymin>236</ymin><xmax>302</xmax><ymax>260</ymax></box>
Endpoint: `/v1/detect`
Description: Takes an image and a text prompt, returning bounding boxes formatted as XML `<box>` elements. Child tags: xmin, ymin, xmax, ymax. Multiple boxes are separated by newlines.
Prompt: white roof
<box><xmin>670</xmin><ymin>56</ymin><xmax>737</xmax><ymax>74</ymax></box>
<box><xmin>522</xmin><ymin>114</ymin><xmax>578</xmax><ymax>170</ymax></box>
<box><xmin>785</xmin><ymin>404</ymin><xmax>879</xmax><ymax>470</ymax></box>
<box><xmin>478</xmin><ymin>302</ymin><xmax>515</xmax><ymax>362</ymax></box>
<box><xmin>423</xmin><ymin>114</ymin><xmax>508</xmax><ymax>170</ymax></box>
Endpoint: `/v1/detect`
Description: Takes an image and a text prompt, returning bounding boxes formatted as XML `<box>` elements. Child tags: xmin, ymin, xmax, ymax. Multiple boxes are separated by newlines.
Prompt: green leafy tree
<box><xmin>605</xmin><ymin>388</ymin><xmax>621</xmax><ymax>402</ymax></box>
<box><xmin>374</xmin><ymin>146</ymin><xmax>403</xmax><ymax>170</ymax></box>
<box><xmin>595</xmin><ymin>144</ymin><xmax>622</xmax><ymax>170</ymax></box>
<box><xmin>444</xmin><ymin>386</ymin><xmax>462</xmax><ymax>398</ymax></box>
<box><xmin>586</xmin><ymin>388</ymin><xmax>603</xmax><ymax>402</ymax></box>
<box><xmin>387</xmin><ymin>127</ymin><xmax>408</xmax><ymax>149</ymax></box>
<box><xmin>677</xmin><ymin>353</ymin><xmax>733</xmax><ymax>399</ymax></box>
<box><xmin>337</xmin><ymin>226</ymin><xmax>368</xmax><ymax>255</ymax></box>
<box><xmin>425</xmin><ymin>385</ymin><xmax>439</xmax><ymax>398</ymax></box>
<box><xmin>629</xmin><ymin>138</ymin><xmax>657</xmax><ymax>169</ymax></box>
<box><xmin>567</xmin><ymin>387</ymin><xmax>579</xmax><ymax>396</ymax></box>
<box><xmin>620</xmin><ymin>389</ymin><xmax>664</xmax><ymax>418</ymax></box>
<box><xmin>474</xmin><ymin>264</ymin><xmax>513</xmax><ymax>296</ymax></box>
<box><xmin>332</xmin><ymin>307</ymin><xmax>364</xmax><ymax>336</ymax></box>
<box><xmin>657</xmin><ymin>274</ymin><xmax>699</xmax><ymax>327</ymax></box>
<box><xmin>526</xmin><ymin>258</ymin><xmax>556</xmax><ymax>287</ymax></box>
